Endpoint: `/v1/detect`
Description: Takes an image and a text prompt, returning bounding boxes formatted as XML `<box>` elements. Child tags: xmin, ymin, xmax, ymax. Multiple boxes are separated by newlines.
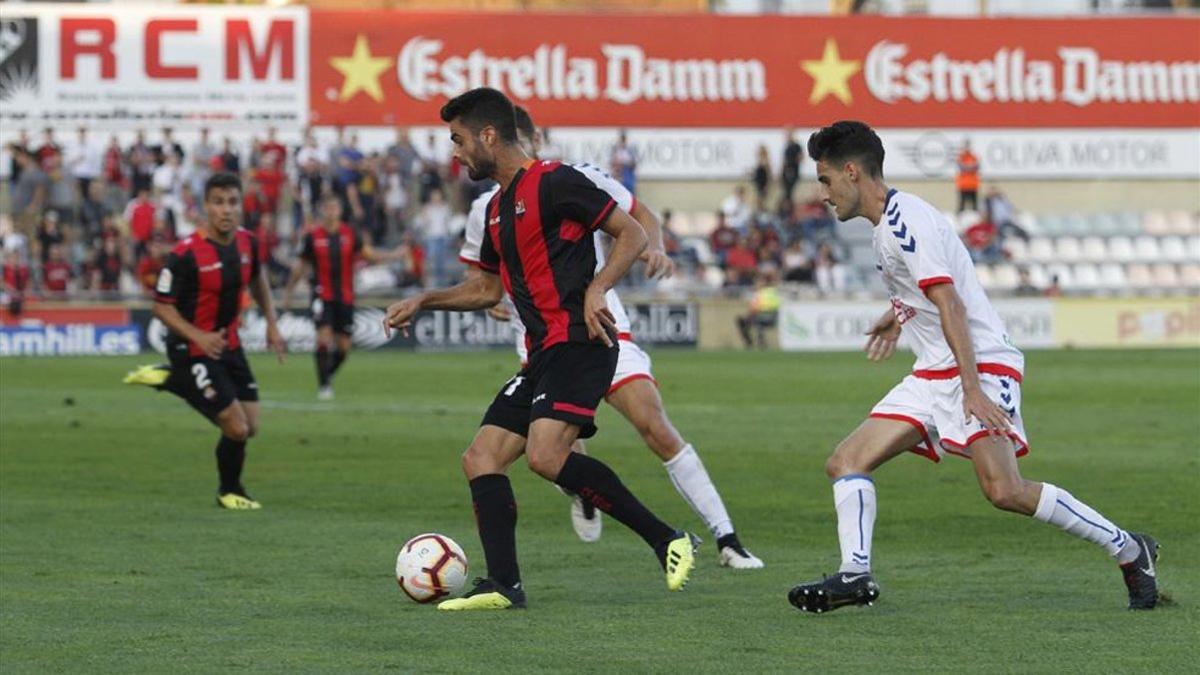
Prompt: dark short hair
<box><xmin>807</xmin><ymin>120</ymin><xmax>885</xmax><ymax>178</ymax></box>
<box><xmin>439</xmin><ymin>87</ymin><xmax>518</xmax><ymax>143</ymax></box>
<box><xmin>203</xmin><ymin>172</ymin><xmax>242</xmax><ymax>200</ymax></box>
<box><xmin>513</xmin><ymin>105</ymin><xmax>536</xmax><ymax>140</ymax></box>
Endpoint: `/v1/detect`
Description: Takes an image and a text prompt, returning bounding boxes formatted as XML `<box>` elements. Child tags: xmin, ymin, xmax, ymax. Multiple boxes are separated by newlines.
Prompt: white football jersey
<box><xmin>460</xmin><ymin>162</ymin><xmax>636</xmax><ymax>357</ymax></box>
<box><xmin>873</xmin><ymin>189</ymin><xmax>1023</xmax><ymax>374</ymax></box>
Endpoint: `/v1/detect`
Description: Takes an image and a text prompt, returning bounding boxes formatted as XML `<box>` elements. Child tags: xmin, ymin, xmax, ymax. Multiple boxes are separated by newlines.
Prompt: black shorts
<box><xmin>165</xmin><ymin>342</ymin><xmax>259</xmax><ymax>423</ymax></box>
<box><xmin>313</xmin><ymin>298</ymin><xmax>355</xmax><ymax>335</ymax></box>
<box><xmin>481</xmin><ymin>341</ymin><xmax>618</xmax><ymax>440</ymax></box>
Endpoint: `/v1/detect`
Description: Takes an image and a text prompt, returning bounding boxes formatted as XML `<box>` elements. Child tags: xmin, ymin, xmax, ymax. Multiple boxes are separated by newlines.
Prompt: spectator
<box><xmin>417</xmin><ymin>133</ymin><xmax>443</xmax><ymax>205</ymax></box>
<box><xmin>984</xmin><ymin>185</ymin><xmax>1029</xmax><ymax>242</ymax></box>
<box><xmin>79</xmin><ymin>180</ymin><xmax>110</xmax><ymax>239</ymax></box>
<box><xmin>2</xmin><ymin>248</ymin><xmax>31</xmax><ymax>316</ymax></box>
<box><xmin>355</xmin><ymin>154</ymin><xmax>382</xmax><ymax>244</ymax></box>
<box><xmin>253</xmin><ymin>154</ymin><xmax>285</xmax><ymax>217</ymax></box>
<box><xmin>215</xmin><ymin>137</ymin><xmax>240</xmax><ymax>175</ymax></box>
<box><xmin>295</xmin><ymin>130</ymin><xmax>323</xmax><ymax>170</ymax></box>
<box><xmin>782</xmin><ymin>239</ymin><xmax>813</xmax><ymax>283</ymax></box>
<box><xmin>255</xmin><ymin>212</ymin><xmax>288</xmax><ymax>287</ymax></box>
<box><xmin>736</xmin><ymin>270</ymin><xmax>781</xmax><ymax>349</ymax></box>
<box><xmin>814</xmin><ymin>242</ymin><xmax>846</xmax><ymax>295</ymax></box>
<box><xmin>751</xmin><ymin>145</ymin><xmax>771</xmax><ymax>212</ymax></box>
<box><xmin>10</xmin><ymin>151</ymin><xmax>48</xmax><ymax>232</ymax></box>
<box><xmin>259</xmin><ymin>126</ymin><xmax>287</xmax><ymax>170</ymax></box>
<box><xmin>127</xmin><ymin>130</ymin><xmax>156</xmax><ymax>197</ymax></box>
<box><xmin>1014</xmin><ymin>267</ymin><xmax>1040</xmax><ymax>297</ymax></box>
<box><xmin>659</xmin><ymin>209</ymin><xmax>682</xmax><ymax>259</ymax></box>
<box><xmin>90</xmin><ymin>236</ymin><xmax>124</xmax><ymax>293</ymax></box>
<box><xmin>124</xmin><ymin>188</ymin><xmax>157</xmax><ymax>259</ymax></box>
<box><xmin>416</xmin><ymin>189</ymin><xmax>453</xmax><ymax>287</ymax></box>
<box><xmin>7</xmin><ymin>130</ymin><xmax>30</xmax><ymax>189</ymax></box>
<box><xmin>41</xmin><ymin>244</ymin><xmax>73</xmax><ymax>295</ymax></box>
<box><xmin>781</xmin><ymin>128</ymin><xmax>803</xmax><ymax>204</ymax></box>
<box><xmin>65</xmin><ymin>126</ymin><xmax>101</xmax><ymax>198</ymax></box>
<box><xmin>1044</xmin><ymin>274</ymin><xmax>1063</xmax><ymax>297</ymax></box>
<box><xmin>292</xmin><ymin>156</ymin><xmax>326</xmax><ymax>228</ymax></box>
<box><xmin>34</xmin><ymin>210</ymin><xmax>65</xmax><ymax>266</ymax></box>
<box><xmin>44</xmin><ymin>155</ymin><xmax>77</xmax><ymax>226</ymax></box>
<box><xmin>136</xmin><ymin>240</ymin><xmax>167</xmax><ymax>295</ymax></box>
<box><xmin>1</xmin><ymin>215</ymin><xmax>29</xmax><ymax>257</ymax></box>
<box><xmin>724</xmin><ymin>235</ymin><xmax>759</xmax><ymax>286</ymax></box>
<box><xmin>189</xmin><ymin>127</ymin><xmax>216</xmax><ymax>197</ymax></box>
<box><xmin>334</xmin><ymin>135</ymin><xmax>364</xmax><ymax>216</ymax></box>
<box><xmin>173</xmin><ymin>184</ymin><xmax>200</xmax><ymax>239</ymax></box>
<box><xmin>396</xmin><ymin>230</ymin><xmax>426</xmax><ymax>288</ymax></box>
<box><xmin>709</xmin><ymin>211</ymin><xmax>738</xmax><ymax>266</ymax></box>
<box><xmin>154</xmin><ymin>127</ymin><xmax>185</xmax><ymax>165</ymax></box>
<box><xmin>720</xmin><ymin>185</ymin><xmax>752</xmax><ymax>231</ymax></box>
<box><xmin>381</xmin><ymin>155</ymin><xmax>409</xmax><ymax>236</ymax></box>
<box><xmin>242</xmin><ymin>178</ymin><xmax>267</xmax><ymax>231</ymax></box>
<box><xmin>963</xmin><ymin>216</ymin><xmax>1002</xmax><ymax>263</ymax></box>
<box><xmin>956</xmin><ymin>140</ymin><xmax>980</xmax><ymax>213</ymax></box>
<box><xmin>152</xmin><ymin>152</ymin><xmax>184</xmax><ymax>202</ymax></box>
<box><xmin>609</xmin><ymin>129</ymin><xmax>637</xmax><ymax>195</ymax></box>
<box><xmin>386</xmin><ymin>127</ymin><xmax>419</xmax><ymax>189</ymax></box>
<box><xmin>34</xmin><ymin>128</ymin><xmax>61</xmax><ymax>171</ymax></box>
<box><xmin>101</xmin><ymin>135</ymin><xmax>126</xmax><ymax>211</ymax></box>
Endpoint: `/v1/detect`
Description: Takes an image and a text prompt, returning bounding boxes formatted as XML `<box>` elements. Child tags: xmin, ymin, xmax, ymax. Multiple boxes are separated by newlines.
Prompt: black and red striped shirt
<box><xmin>478</xmin><ymin>160</ymin><xmax>617</xmax><ymax>357</ymax></box>
<box><xmin>300</xmin><ymin>223</ymin><xmax>362</xmax><ymax>304</ymax></box>
<box><xmin>155</xmin><ymin>230</ymin><xmax>260</xmax><ymax>356</ymax></box>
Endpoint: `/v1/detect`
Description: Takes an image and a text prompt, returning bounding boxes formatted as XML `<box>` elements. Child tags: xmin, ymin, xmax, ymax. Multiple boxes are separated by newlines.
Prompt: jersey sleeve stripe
<box><xmin>154</xmin><ymin>294</ymin><xmax>176</xmax><ymax>304</ymax></box>
<box><xmin>552</xmin><ymin>402</ymin><xmax>596</xmax><ymax>418</ymax></box>
<box><xmin>917</xmin><ymin>276</ymin><xmax>953</xmax><ymax>291</ymax></box>
<box><xmin>458</xmin><ymin>255</ymin><xmax>481</xmax><ymax>267</ymax></box>
<box><xmin>588</xmin><ymin>199</ymin><xmax>617</xmax><ymax>231</ymax></box>
<box><xmin>477</xmin><ymin>259</ymin><xmax>500</xmax><ymax>273</ymax></box>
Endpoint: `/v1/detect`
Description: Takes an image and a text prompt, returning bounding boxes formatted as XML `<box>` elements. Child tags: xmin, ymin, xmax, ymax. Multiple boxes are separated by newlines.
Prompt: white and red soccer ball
<box><xmin>395</xmin><ymin>533</ymin><xmax>468</xmax><ymax>603</ymax></box>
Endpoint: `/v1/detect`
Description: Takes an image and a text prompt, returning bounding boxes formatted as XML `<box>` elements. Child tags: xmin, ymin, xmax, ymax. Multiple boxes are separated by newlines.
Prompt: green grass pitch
<box><xmin>1</xmin><ymin>348</ymin><xmax>1197</xmax><ymax>672</ymax></box>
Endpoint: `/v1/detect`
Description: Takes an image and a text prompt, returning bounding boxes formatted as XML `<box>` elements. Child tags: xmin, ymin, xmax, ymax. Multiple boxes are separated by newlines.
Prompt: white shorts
<box><xmin>608</xmin><ymin>339</ymin><xmax>656</xmax><ymax>395</ymax></box>
<box><xmin>870</xmin><ymin>371</ymin><xmax>1029</xmax><ymax>463</ymax></box>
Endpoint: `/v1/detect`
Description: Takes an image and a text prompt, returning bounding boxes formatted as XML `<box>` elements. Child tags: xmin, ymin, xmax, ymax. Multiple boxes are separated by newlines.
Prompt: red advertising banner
<box><xmin>309</xmin><ymin>12</ymin><xmax>1200</xmax><ymax>128</ymax></box>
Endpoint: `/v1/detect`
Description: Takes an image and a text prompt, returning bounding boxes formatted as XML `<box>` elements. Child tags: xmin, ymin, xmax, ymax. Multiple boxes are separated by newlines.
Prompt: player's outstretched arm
<box><xmin>864</xmin><ymin>308</ymin><xmax>901</xmax><ymax>362</ymax></box>
<box><xmin>153</xmin><ymin>302</ymin><xmax>225</xmax><ymax>360</ymax></box>
<box><xmin>925</xmin><ymin>283</ymin><xmax>1009</xmax><ymax>434</ymax></box>
<box><xmin>250</xmin><ymin>267</ymin><xmax>286</xmax><ymax>363</ymax></box>
<box><xmin>631</xmin><ymin>200</ymin><xmax>674</xmax><ymax>279</ymax></box>
<box><xmin>587</xmin><ymin>209</ymin><xmax>648</xmax><ymax>346</ymax></box>
<box><xmin>383</xmin><ymin>271</ymin><xmax>503</xmax><ymax>338</ymax></box>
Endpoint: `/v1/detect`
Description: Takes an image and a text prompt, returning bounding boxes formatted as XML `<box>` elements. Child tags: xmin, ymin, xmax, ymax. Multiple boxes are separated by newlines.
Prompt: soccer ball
<box><xmin>395</xmin><ymin>533</ymin><xmax>468</xmax><ymax>603</ymax></box>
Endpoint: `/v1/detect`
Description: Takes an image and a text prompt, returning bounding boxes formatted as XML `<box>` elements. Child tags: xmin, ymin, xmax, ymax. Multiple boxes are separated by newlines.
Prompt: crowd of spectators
<box><xmin>1</xmin><ymin>125</ymin><xmax>492</xmax><ymax>310</ymax></box>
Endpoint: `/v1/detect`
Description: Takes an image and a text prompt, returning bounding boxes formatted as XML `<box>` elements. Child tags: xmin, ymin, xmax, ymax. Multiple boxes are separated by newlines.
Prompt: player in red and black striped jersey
<box><xmin>282</xmin><ymin>193</ymin><xmax>400</xmax><ymax>400</ymax></box>
<box><xmin>384</xmin><ymin>88</ymin><xmax>697</xmax><ymax>610</ymax></box>
<box><xmin>124</xmin><ymin>173</ymin><xmax>285</xmax><ymax>510</ymax></box>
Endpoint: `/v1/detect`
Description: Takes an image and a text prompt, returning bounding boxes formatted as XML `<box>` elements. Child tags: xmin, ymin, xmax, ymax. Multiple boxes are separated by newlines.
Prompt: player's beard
<box><xmin>466</xmin><ymin>154</ymin><xmax>496</xmax><ymax>181</ymax></box>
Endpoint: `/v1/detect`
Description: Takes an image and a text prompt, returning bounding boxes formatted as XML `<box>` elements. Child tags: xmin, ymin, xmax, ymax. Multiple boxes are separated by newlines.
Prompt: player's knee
<box><xmin>981</xmin><ymin>478</ymin><xmax>1024</xmax><ymax>512</ymax></box>
<box><xmin>825</xmin><ymin>444</ymin><xmax>863</xmax><ymax>480</ymax></box>
<box><xmin>461</xmin><ymin>444</ymin><xmax>488</xmax><ymax>477</ymax></box>
<box><xmin>525</xmin><ymin>446</ymin><xmax>565</xmax><ymax>481</ymax></box>
<box><xmin>222</xmin><ymin>419</ymin><xmax>250</xmax><ymax>442</ymax></box>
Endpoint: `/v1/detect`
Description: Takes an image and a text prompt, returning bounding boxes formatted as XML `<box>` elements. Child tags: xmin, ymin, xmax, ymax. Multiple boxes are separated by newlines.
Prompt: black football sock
<box><xmin>717</xmin><ymin>533</ymin><xmax>743</xmax><ymax>551</ymax></box>
<box><xmin>315</xmin><ymin>346</ymin><xmax>332</xmax><ymax>387</ymax></box>
<box><xmin>469</xmin><ymin>474</ymin><xmax>521</xmax><ymax>589</ymax></box>
<box><xmin>554</xmin><ymin>453</ymin><xmax>675</xmax><ymax>549</ymax></box>
<box><xmin>216</xmin><ymin>436</ymin><xmax>247</xmax><ymax>494</ymax></box>
<box><xmin>329</xmin><ymin>349</ymin><xmax>347</xmax><ymax>376</ymax></box>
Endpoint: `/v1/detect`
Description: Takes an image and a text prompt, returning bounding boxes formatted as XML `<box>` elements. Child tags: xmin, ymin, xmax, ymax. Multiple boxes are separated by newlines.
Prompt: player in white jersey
<box><xmin>456</xmin><ymin>107</ymin><xmax>762</xmax><ymax>569</ymax></box>
<box><xmin>787</xmin><ymin>121</ymin><xmax>1158</xmax><ymax>613</ymax></box>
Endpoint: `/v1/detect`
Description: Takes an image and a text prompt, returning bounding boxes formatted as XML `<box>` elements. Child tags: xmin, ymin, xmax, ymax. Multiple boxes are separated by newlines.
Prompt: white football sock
<box><xmin>833</xmin><ymin>475</ymin><xmax>876</xmax><ymax>574</ymax></box>
<box><xmin>1034</xmin><ymin>483</ymin><xmax>1140</xmax><ymax>563</ymax></box>
<box><xmin>664</xmin><ymin>444</ymin><xmax>734</xmax><ymax>539</ymax></box>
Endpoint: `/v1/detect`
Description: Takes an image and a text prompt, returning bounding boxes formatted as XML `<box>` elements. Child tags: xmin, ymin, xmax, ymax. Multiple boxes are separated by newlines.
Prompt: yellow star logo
<box><xmin>329</xmin><ymin>35</ymin><xmax>391</xmax><ymax>103</ymax></box>
<box><xmin>801</xmin><ymin>38</ymin><xmax>861</xmax><ymax>105</ymax></box>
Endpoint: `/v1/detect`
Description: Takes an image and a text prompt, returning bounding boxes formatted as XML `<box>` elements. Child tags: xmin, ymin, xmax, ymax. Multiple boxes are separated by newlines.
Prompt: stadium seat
<box><xmin>1098</xmin><ymin>263</ymin><xmax>1127</xmax><ymax>290</ymax></box>
<box><xmin>1045</xmin><ymin>263</ymin><xmax>1075</xmax><ymax>291</ymax></box>
<box><xmin>1181</xmin><ymin>264</ymin><xmax>1200</xmax><ymax>289</ymax></box>
<box><xmin>1115</xmin><ymin>211</ymin><xmax>1144</xmax><ymax>236</ymax></box>
<box><xmin>1142</xmin><ymin>211</ymin><xmax>1172</xmax><ymax>235</ymax></box>
<box><xmin>1005</xmin><ymin>237</ymin><xmax>1029</xmax><ymax>262</ymax></box>
<box><xmin>1072</xmin><ymin>264</ymin><xmax>1101</xmax><ymax>291</ymax></box>
<box><xmin>1133</xmin><ymin>236</ymin><xmax>1162</xmax><ymax>261</ymax></box>
<box><xmin>1151</xmin><ymin>264</ymin><xmax>1180</xmax><ymax>289</ymax></box>
<box><xmin>1107</xmin><ymin>236</ymin><xmax>1135</xmax><ymax>262</ymax></box>
<box><xmin>1080</xmin><ymin>236</ymin><xmax>1108</xmax><ymax>262</ymax></box>
<box><xmin>1015</xmin><ymin>212</ymin><xmax>1041</xmax><ymax>236</ymax></box>
<box><xmin>1126</xmin><ymin>264</ymin><xmax>1154</xmax><ymax>290</ymax></box>
<box><xmin>1062</xmin><ymin>212</ymin><xmax>1090</xmax><ymax>236</ymax></box>
<box><xmin>1055</xmin><ymin>237</ymin><xmax>1083</xmax><ymax>262</ymax></box>
<box><xmin>1086</xmin><ymin>212</ymin><xmax>1119</xmax><ymax>236</ymax></box>
<box><xmin>684</xmin><ymin>238</ymin><xmax>716</xmax><ymax>266</ymax></box>
<box><xmin>1160</xmin><ymin>236</ymin><xmax>1188</xmax><ymax>263</ymax></box>
<box><xmin>703</xmin><ymin>266</ymin><xmax>726</xmax><ymax>288</ymax></box>
<box><xmin>1168</xmin><ymin>210</ymin><xmax>1198</xmax><ymax>235</ymax></box>
<box><xmin>1037</xmin><ymin>214</ymin><xmax>1066</xmax><ymax>236</ymax></box>
<box><xmin>991</xmin><ymin>264</ymin><xmax>1020</xmax><ymax>291</ymax></box>
<box><xmin>958</xmin><ymin>210</ymin><xmax>982</xmax><ymax>232</ymax></box>
<box><xmin>1027</xmin><ymin>264</ymin><xmax>1051</xmax><ymax>289</ymax></box>
<box><xmin>691</xmin><ymin>212</ymin><xmax>717</xmax><ymax>236</ymax></box>
<box><xmin>1028</xmin><ymin>238</ymin><xmax>1056</xmax><ymax>262</ymax></box>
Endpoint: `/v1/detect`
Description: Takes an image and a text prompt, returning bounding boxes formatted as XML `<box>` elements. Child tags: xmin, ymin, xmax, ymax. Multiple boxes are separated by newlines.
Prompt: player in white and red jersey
<box><xmin>787</xmin><ymin>121</ymin><xmax>1158</xmax><ymax>613</ymax></box>
<box><xmin>458</xmin><ymin>107</ymin><xmax>762</xmax><ymax>569</ymax></box>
